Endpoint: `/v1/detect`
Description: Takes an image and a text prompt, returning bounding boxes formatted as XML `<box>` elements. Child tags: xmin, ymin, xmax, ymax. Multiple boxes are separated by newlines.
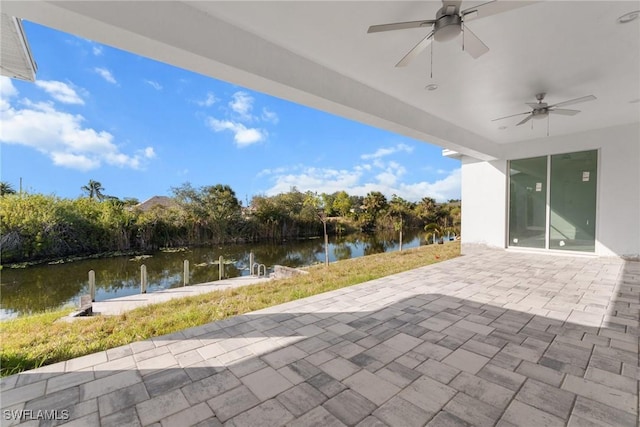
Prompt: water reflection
<box><xmin>1</xmin><ymin>230</ymin><xmax>426</xmax><ymax>319</ymax></box>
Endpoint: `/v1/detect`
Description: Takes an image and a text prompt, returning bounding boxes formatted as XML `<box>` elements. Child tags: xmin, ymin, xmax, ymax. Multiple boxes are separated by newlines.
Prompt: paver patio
<box><xmin>1</xmin><ymin>249</ymin><xmax>638</xmax><ymax>426</ymax></box>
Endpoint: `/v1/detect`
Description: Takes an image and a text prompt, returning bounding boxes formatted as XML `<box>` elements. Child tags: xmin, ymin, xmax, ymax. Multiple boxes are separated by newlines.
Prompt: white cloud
<box><xmin>361</xmin><ymin>143</ymin><xmax>414</xmax><ymax>160</ymax></box>
<box><xmin>261</xmin><ymin>162</ymin><xmax>460</xmax><ymax>202</ymax></box>
<box><xmin>0</xmin><ymin>76</ymin><xmax>18</xmax><ymax>110</ymax></box>
<box><xmin>261</xmin><ymin>107</ymin><xmax>279</xmax><ymax>124</ymax></box>
<box><xmin>264</xmin><ymin>167</ymin><xmax>362</xmax><ymax>196</ymax></box>
<box><xmin>144</xmin><ymin>80</ymin><xmax>163</xmax><ymax>91</ymax></box>
<box><xmin>397</xmin><ymin>168</ymin><xmax>461</xmax><ymax>202</ymax></box>
<box><xmin>35</xmin><ymin>80</ymin><xmax>85</xmax><ymax>105</ymax></box>
<box><xmin>51</xmin><ymin>152</ymin><xmax>100</xmax><ymax>171</ymax></box>
<box><xmin>206</xmin><ymin>92</ymin><xmax>278</xmax><ymax>147</ymax></box>
<box><xmin>0</xmin><ymin>77</ymin><xmax>154</xmax><ymax>171</ymax></box>
<box><xmin>92</xmin><ymin>45</ymin><xmax>103</xmax><ymax>56</ymax></box>
<box><xmin>94</xmin><ymin>67</ymin><xmax>117</xmax><ymax>84</ymax></box>
<box><xmin>196</xmin><ymin>92</ymin><xmax>216</xmax><ymax>107</ymax></box>
<box><xmin>229</xmin><ymin>91</ymin><xmax>254</xmax><ymax>120</ymax></box>
<box><xmin>143</xmin><ymin>147</ymin><xmax>156</xmax><ymax>158</ymax></box>
<box><xmin>207</xmin><ymin>118</ymin><xmax>266</xmax><ymax>147</ymax></box>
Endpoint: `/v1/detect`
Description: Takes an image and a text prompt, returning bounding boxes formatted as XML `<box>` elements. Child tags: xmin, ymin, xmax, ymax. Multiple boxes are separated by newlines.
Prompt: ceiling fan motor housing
<box><xmin>532</xmin><ymin>108</ymin><xmax>549</xmax><ymax>119</ymax></box>
<box><xmin>434</xmin><ymin>13</ymin><xmax>462</xmax><ymax>42</ymax></box>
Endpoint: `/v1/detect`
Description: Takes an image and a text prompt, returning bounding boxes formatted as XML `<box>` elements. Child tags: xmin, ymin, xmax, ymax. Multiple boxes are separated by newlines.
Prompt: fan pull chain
<box><xmin>430</xmin><ymin>38</ymin><xmax>434</xmax><ymax>79</ymax></box>
<box><xmin>462</xmin><ymin>22</ymin><xmax>465</xmax><ymax>53</ymax></box>
<box><xmin>547</xmin><ymin>116</ymin><xmax>550</xmax><ymax>137</ymax></box>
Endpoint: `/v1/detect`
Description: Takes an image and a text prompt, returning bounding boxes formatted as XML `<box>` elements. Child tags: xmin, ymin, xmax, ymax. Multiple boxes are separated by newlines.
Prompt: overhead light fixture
<box><xmin>425</xmin><ymin>84</ymin><xmax>439</xmax><ymax>91</ymax></box>
<box><xmin>617</xmin><ymin>10</ymin><xmax>639</xmax><ymax>24</ymax></box>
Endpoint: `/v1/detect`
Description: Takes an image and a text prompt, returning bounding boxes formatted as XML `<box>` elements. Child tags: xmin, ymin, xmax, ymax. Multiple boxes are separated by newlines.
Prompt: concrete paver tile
<box><xmin>571</xmin><ymin>396</ymin><xmax>638</xmax><ymax>427</ymax></box>
<box><xmin>97</xmin><ymin>382</ymin><xmax>149</xmax><ymax>416</ymax></box>
<box><xmin>373</xmin><ymin>396</ymin><xmax>433</xmax><ymax>427</ymax></box>
<box><xmin>375</xmin><ymin>361</ymin><xmax>421</xmax><ymax>387</ymax></box>
<box><xmin>515</xmin><ymin>378</ymin><xmax>575</xmax><ymax>419</ymax></box>
<box><xmin>143</xmin><ymin>367</ymin><xmax>192</xmax><ymax>398</ymax></box>
<box><xmin>399</xmin><ymin>375</ymin><xmax>457</xmax><ymax>413</ymax></box>
<box><xmin>323</xmin><ymin>390</ymin><xmax>377</xmax><ymax>425</ymax></box>
<box><xmin>442</xmin><ymin>349</ymin><xmax>489</xmax><ymax>374</ymax></box>
<box><xmin>425</xmin><ymin>411</ymin><xmax>471</xmax><ymax>427</ymax></box>
<box><xmin>261</xmin><ymin>346</ymin><xmax>307</xmax><ymax>369</ymax></box>
<box><xmin>307</xmin><ymin>372</ymin><xmax>347</xmax><ymax>398</ymax></box>
<box><xmin>181</xmin><ymin>370</ymin><xmax>241</xmax><ymax>405</ymax></box>
<box><xmin>287</xmin><ymin>406</ymin><xmax>346</xmax><ymax>427</ymax></box>
<box><xmin>502</xmin><ymin>400</ymin><xmax>565</xmax><ymax>427</ymax></box>
<box><xmin>450</xmin><ymin>371</ymin><xmax>514</xmax><ymax>409</ymax></box>
<box><xmin>562</xmin><ymin>375</ymin><xmax>637</xmax><ymax>414</ymax></box>
<box><xmin>100</xmin><ymin>406</ymin><xmax>140</xmax><ymax>427</ymax></box>
<box><xmin>354</xmin><ymin>415</ymin><xmax>388</xmax><ymax>427</ymax></box>
<box><xmin>135</xmin><ymin>388</ymin><xmax>190</xmax><ymax>425</ymax></box>
<box><xmin>225</xmin><ymin>399</ymin><xmax>294</xmax><ymax>427</ymax></box>
<box><xmin>159</xmin><ymin>402</ymin><xmax>214</xmax><ymax>427</ymax></box>
<box><xmin>240</xmin><ymin>366</ymin><xmax>293</xmax><ymax>401</ymax></box>
<box><xmin>318</xmin><ymin>357</ymin><xmax>360</xmax><ymax>381</ymax></box>
<box><xmin>206</xmin><ymin>385</ymin><xmax>260</xmax><ymax>422</ymax></box>
<box><xmin>79</xmin><ymin>370</ymin><xmax>142</xmax><ymax>401</ymax></box>
<box><xmin>276</xmin><ymin>382</ymin><xmax>326</xmax><ymax>417</ymax></box>
<box><xmin>343</xmin><ymin>370</ymin><xmax>401</xmax><ymax>406</ymax></box>
<box><xmin>444</xmin><ymin>393</ymin><xmax>502</xmax><ymax>427</ymax></box>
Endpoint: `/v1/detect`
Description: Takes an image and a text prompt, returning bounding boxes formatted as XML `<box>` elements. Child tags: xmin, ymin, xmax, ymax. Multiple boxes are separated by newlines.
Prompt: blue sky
<box><xmin>1</xmin><ymin>21</ymin><xmax>461</xmax><ymax>203</ymax></box>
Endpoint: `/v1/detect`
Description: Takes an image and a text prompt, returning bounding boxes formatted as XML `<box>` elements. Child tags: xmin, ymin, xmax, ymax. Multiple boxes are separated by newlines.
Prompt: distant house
<box><xmin>134</xmin><ymin>196</ymin><xmax>177</xmax><ymax>212</ymax></box>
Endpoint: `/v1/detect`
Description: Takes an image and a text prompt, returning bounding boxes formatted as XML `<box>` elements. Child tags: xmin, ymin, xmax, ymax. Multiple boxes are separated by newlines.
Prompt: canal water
<box><xmin>1</xmin><ymin>230</ymin><xmax>431</xmax><ymax>319</ymax></box>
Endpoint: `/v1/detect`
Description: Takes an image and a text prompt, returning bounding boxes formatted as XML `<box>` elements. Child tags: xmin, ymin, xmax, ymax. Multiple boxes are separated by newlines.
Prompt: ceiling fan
<box><xmin>493</xmin><ymin>93</ymin><xmax>597</xmax><ymax>126</ymax></box>
<box><xmin>367</xmin><ymin>0</ymin><xmax>536</xmax><ymax>68</ymax></box>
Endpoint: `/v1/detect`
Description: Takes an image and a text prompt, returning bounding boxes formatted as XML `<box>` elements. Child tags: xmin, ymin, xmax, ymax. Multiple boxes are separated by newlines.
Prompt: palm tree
<box><xmin>0</xmin><ymin>181</ymin><xmax>16</xmax><ymax>196</ymax></box>
<box><xmin>424</xmin><ymin>223</ymin><xmax>442</xmax><ymax>245</ymax></box>
<box><xmin>81</xmin><ymin>180</ymin><xmax>105</xmax><ymax>201</ymax></box>
<box><xmin>389</xmin><ymin>194</ymin><xmax>412</xmax><ymax>251</ymax></box>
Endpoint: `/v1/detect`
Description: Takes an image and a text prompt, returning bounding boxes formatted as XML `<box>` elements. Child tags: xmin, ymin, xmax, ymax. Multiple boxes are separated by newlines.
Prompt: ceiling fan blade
<box><xmin>492</xmin><ymin>111</ymin><xmax>530</xmax><ymax>121</ymax></box>
<box><xmin>368</xmin><ymin>20</ymin><xmax>436</xmax><ymax>33</ymax></box>
<box><xmin>461</xmin><ymin>1</ymin><xmax>538</xmax><ymax>22</ymax></box>
<box><xmin>461</xmin><ymin>25</ymin><xmax>489</xmax><ymax>59</ymax></box>
<box><xmin>516</xmin><ymin>115</ymin><xmax>533</xmax><ymax>126</ymax></box>
<box><xmin>396</xmin><ymin>31</ymin><xmax>434</xmax><ymax>67</ymax></box>
<box><xmin>548</xmin><ymin>95</ymin><xmax>597</xmax><ymax>108</ymax></box>
<box><xmin>550</xmin><ymin>108</ymin><xmax>580</xmax><ymax>116</ymax></box>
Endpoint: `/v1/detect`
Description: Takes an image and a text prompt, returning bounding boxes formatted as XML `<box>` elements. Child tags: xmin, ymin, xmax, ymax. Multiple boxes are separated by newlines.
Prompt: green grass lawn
<box><xmin>1</xmin><ymin>242</ymin><xmax>460</xmax><ymax>377</ymax></box>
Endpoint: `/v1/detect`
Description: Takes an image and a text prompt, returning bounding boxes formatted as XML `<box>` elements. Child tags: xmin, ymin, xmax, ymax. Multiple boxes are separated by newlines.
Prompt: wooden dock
<box><xmin>88</xmin><ymin>276</ymin><xmax>271</xmax><ymax>316</ymax></box>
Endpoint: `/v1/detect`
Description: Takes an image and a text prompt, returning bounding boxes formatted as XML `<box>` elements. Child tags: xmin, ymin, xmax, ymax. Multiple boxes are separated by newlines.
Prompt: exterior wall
<box><xmin>461</xmin><ymin>123</ymin><xmax>640</xmax><ymax>258</ymax></box>
<box><xmin>460</xmin><ymin>157</ymin><xmax>508</xmax><ymax>252</ymax></box>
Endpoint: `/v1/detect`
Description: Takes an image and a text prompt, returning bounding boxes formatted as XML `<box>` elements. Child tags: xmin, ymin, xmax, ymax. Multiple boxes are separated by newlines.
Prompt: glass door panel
<box><xmin>549</xmin><ymin>150</ymin><xmax>597</xmax><ymax>252</ymax></box>
<box><xmin>509</xmin><ymin>156</ymin><xmax>547</xmax><ymax>248</ymax></box>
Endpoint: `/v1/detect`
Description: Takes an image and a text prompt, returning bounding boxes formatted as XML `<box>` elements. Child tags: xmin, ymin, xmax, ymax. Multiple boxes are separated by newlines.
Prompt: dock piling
<box><xmin>88</xmin><ymin>270</ymin><xmax>96</xmax><ymax>302</ymax></box>
<box><xmin>183</xmin><ymin>260</ymin><xmax>189</xmax><ymax>286</ymax></box>
<box><xmin>141</xmin><ymin>265</ymin><xmax>148</xmax><ymax>293</ymax></box>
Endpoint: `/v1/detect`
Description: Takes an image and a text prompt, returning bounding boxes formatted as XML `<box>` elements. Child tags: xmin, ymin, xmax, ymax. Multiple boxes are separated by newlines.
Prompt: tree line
<box><xmin>0</xmin><ymin>180</ymin><xmax>460</xmax><ymax>264</ymax></box>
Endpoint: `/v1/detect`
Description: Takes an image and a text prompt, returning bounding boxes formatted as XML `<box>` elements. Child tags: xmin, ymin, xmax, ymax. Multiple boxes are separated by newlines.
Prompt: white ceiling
<box><xmin>194</xmin><ymin>1</ymin><xmax>640</xmax><ymax>144</ymax></box>
<box><xmin>3</xmin><ymin>1</ymin><xmax>639</xmax><ymax>158</ymax></box>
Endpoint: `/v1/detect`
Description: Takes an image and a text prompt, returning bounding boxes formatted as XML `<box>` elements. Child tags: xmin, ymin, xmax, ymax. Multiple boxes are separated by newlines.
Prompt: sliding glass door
<box><xmin>509</xmin><ymin>157</ymin><xmax>547</xmax><ymax>248</ymax></box>
<box><xmin>508</xmin><ymin>150</ymin><xmax>597</xmax><ymax>252</ymax></box>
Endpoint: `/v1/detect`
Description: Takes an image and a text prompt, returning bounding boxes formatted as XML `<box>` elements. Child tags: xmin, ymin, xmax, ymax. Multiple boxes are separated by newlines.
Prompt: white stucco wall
<box><xmin>461</xmin><ymin>123</ymin><xmax>640</xmax><ymax>258</ymax></box>
<box><xmin>461</xmin><ymin>158</ymin><xmax>508</xmax><ymax>251</ymax></box>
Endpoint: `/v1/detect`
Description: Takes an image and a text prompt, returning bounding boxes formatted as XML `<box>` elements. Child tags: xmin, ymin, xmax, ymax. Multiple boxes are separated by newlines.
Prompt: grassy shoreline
<box><xmin>1</xmin><ymin>242</ymin><xmax>460</xmax><ymax>377</ymax></box>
